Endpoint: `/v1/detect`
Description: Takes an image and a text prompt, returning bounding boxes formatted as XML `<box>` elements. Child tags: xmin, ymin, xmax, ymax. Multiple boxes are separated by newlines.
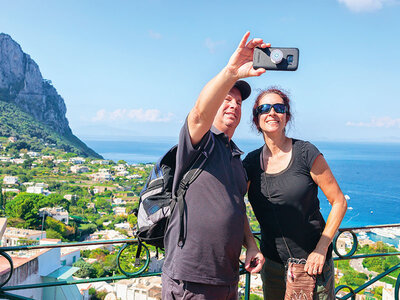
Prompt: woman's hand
<box><xmin>304</xmin><ymin>249</ymin><xmax>327</xmax><ymax>275</ymax></box>
<box><xmin>226</xmin><ymin>31</ymin><xmax>270</xmax><ymax>79</ymax></box>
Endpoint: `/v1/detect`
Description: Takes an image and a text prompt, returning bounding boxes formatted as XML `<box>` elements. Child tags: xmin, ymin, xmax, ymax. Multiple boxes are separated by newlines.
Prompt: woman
<box><xmin>243</xmin><ymin>88</ymin><xmax>347</xmax><ymax>299</ymax></box>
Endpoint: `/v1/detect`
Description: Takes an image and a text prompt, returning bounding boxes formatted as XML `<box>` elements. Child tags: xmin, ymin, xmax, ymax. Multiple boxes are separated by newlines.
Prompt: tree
<box><xmin>92</xmin><ymin>262</ymin><xmax>105</xmax><ymax>278</ymax></box>
<box><xmin>73</xmin><ymin>259</ymin><xmax>96</xmax><ymax>278</ymax></box>
<box><xmin>127</xmin><ymin>214</ymin><xmax>137</xmax><ymax>228</ymax></box>
<box><xmin>37</xmin><ymin>193</ymin><xmax>70</xmax><ymax>211</ymax></box>
<box><xmin>0</xmin><ymin>182</ymin><xmax>4</xmax><ymax>211</ymax></box>
<box><xmin>5</xmin><ymin>193</ymin><xmax>44</xmax><ymax>228</ymax></box>
<box><xmin>95</xmin><ymin>198</ymin><xmax>111</xmax><ymax>211</ymax></box>
<box><xmin>46</xmin><ymin>228</ymin><xmax>63</xmax><ymax>240</ymax></box>
<box><xmin>45</xmin><ymin>217</ymin><xmax>75</xmax><ymax>240</ymax></box>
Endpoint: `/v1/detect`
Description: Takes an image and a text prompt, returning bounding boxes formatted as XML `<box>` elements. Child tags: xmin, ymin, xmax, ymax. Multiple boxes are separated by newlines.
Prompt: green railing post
<box><xmin>395</xmin><ymin>272</ymin><xmax>400</xmax><ymax>300</ymax></box>
<box><xmin>244</xmin><ymin>271</ymin><xmax>251</xmax><ymax>300</ymax></box>
<box><xmin>0</xmin><ymin>291</ymin><xmax>33</xmax><ymax>300</ymax></box>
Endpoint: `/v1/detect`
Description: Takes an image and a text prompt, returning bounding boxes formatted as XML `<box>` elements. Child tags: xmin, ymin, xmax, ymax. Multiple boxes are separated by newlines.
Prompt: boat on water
<box><xmin>371</xmin><ymin>228</ymin><xmax>396</xmax><ymax>239</ymax></box>
<box><xmin>358</xmin><ymin>231</ymin><xmax>368</xmax><ymax>239</ymax></box>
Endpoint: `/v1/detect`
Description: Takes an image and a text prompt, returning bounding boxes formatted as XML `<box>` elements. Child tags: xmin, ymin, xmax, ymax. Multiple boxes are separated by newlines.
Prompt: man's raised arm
<box><xmin>187</xmin><ymin>32</ymin><xmax>269</xmax><ymax>145</ymax></box>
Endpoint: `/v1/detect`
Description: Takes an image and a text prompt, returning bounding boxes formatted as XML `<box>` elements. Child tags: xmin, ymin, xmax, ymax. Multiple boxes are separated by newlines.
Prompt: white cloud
<box><xmin>92</xmin><ymin>109</ymin><xmax>107</xmax><ymax>122</ymax></box>
<box><xmin>337</xmin><ymin>0</ymin><xmax>396</xmax><ymax>12</ymax></box>
<box><xmin>205</xmin><ymin>38</ymin><xmax>226</xmax><ymax>54</ymax></box>
<box><xmin>149</xmin><ymin>30</ymin><xmax>162</xmax><ymax>39</ymax></box>
<box><xmin>346</xmin><ymin>116</ymin><xmax>400</xmax><ymax>128</ymax></box>
<box><xmin>91</xmin><ymin>108</ymin><xmax>174</xmax><ymax>123</ymax></box>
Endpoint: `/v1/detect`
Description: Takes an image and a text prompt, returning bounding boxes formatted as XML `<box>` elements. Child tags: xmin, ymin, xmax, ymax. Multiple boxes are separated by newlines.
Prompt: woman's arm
<box><xmin>304</xmin><ymin>154</ymin><xmax>347</xmax><ymax>275</ymax></box>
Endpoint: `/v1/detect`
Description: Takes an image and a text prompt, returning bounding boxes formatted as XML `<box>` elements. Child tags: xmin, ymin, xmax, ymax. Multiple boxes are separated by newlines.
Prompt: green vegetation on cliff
<box><xmin>0</xmin><ymin>101</ymin><xmax>101</xmax><ymax>158</ymax></box>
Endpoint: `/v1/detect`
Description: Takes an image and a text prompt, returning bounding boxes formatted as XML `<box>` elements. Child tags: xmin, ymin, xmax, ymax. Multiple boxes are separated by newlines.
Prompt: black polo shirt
<box><xmin>162</xmin><ymin>118</ymin><xmax>247</xmax><ymax>285</ymax></box>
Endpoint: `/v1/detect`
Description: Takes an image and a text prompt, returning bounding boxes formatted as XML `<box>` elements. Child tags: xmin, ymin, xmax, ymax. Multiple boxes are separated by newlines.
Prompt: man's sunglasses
<box><xmin>254</xmin><ymin>103</ymin><xmax>287</xmax><ymax>116</ymax></box>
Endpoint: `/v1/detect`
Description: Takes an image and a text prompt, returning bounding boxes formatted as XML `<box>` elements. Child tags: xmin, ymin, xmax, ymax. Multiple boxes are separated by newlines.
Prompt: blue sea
<box><xmin>85</xmin><ymin>139</ymin><xmax>400</xmax><ymax>230</ymax></box>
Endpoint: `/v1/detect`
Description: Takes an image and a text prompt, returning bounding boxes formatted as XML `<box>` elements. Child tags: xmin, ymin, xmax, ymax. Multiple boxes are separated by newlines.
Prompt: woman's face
<box><xmin>257</xmin><ymin>93</ymin><xmax>288</xmax><ymax>135</ymax></box>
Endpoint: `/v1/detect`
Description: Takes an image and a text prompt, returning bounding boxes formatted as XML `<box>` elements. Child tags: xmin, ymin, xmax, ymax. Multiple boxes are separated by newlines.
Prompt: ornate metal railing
<box><xmin>332</xmin><ymin>224</ymin><xmax>400</xmax><ymax>300</ymax></box>
<box><xmin>0</xmin><ymin>224</ymin><xmax>399</xmax><ymax>300</ymax></box>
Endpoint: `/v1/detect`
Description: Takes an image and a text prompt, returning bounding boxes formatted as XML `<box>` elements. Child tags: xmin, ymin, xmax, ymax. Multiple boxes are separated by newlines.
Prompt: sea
<box><xmin>85</xmin><ymin>138</ymin><xmax>400</xmax><ymax>245</ymax></box>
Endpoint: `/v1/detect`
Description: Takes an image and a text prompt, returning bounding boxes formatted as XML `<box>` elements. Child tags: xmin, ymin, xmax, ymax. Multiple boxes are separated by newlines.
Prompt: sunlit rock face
<box><xmin>0</xmin><ymin>33</ymin><xmax>70</xmax><ymax>135</ymax></box>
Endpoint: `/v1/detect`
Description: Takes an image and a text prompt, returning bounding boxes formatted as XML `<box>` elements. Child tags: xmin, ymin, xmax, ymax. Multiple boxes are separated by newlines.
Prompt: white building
<box><xmin>60</xmin><ymin>247</ymin><xmax>81</xmax><ymax>267</ymax></box>
<box><xmin>3</xmin><ymin>176</ymin><xmax>19</xmax><ymax>185</ymax></box>
<box><xmin>26</xmin><ymin>186</ymin><xmax>45</xmax><ymax>194</ymax></box>
<box><xmin>0</xmin><ymin>231</ymin><xmax>82</xmax><ymax>300</ymax></box>
<box><xmin>54</xmin><ymin>159</ymin><xmax>67</xmax><ymax>164</ymax></box>
<box><xmin>2</xmin><ymin>188</ymin><xmax>20</xmax><ymax>194</ymax></box>
<box><xmin>1</xmin><ymin>227</ymin><xmax>45</xmax><ymax>246</ymax></box>
<box><xmin>113</xmin><ymin>198</ymin><xmax>126</xmax><ymax>205</ymax></box>
<box><xmin>99</xmin><ymin>168</ymin><xmax>111</xmax><ymax>174</ymax></box>
<box><xmin>116</xmin><ymin>171</ymin><xmax>130</xmax><ymax>177</ymax></box>
<box><xmin>113</xmin><ymin>207</ymin><xmax>127</xmax><ymax>216</ymax></box>
<box><xmin>35</xmin><ymin>183</ymin><xmax>49</xmax><ymax>188</ymax></box>
<box><xmin>89</xmin><ymin>172</ymin><xmax>113</xmax><ymax>182</ymax></box>
<box><xmin>89</xmin><ymin>230</ymin><xmax>127</xmax><ymax>242</ymax></box>
<box><xmin>114</xmin><ymin>278</ymin><xmax>161</xmax><ymax>300</ymax></box>
<box><xmin>69</xmin><ymin>157</ymin><xmax>85</xmax><ymax>164</ymax></box>
<box><xmin>42</xmin><ymin>155</ymin><xmax>55</xmax><ymax>160</ymax></box>
<box><xmin>0</xmin><ymin>156</ymin><xmax>11</xmax><ymax>162</ymax></box>
<box><xmin>90</xmin><ymin>160</ymin><xmax>110</xmax><ymax>165</ymax></box>
<box><xmin>382</xmin><ymin>283</ymin><xmax>394</xmax><ymax>300</ymax></box>
<box><xmin>114</xmin><ymin>222</ymin><xmax>130</xmax><ymax>230</ymax></box>
<box><xmin>70</xmin><ymin>165</ymin><xmax>90</xmax><ymax>173</ymax></box>
<box><xmin>127</xmin><ymin>174</ymin><xmax>142</xmax><ymax>179</ymax></box>
<box><xmin>11</xmin><ymin>158</ymin><xmax>26</xmax><ymax>164</ymax></box>
<box><xmin>113</xmin><ymin>164</ymin><xmax>127</xmax><ymax>172</ymax></box>
<box><xmin>39</xmin><ymin>207</ymin><xmax>69</xmax><ymax>225</ymax></box>
<box><xmin>26</xmin><ymin>151</ymin><xmax>40</xmax><ymax>158</ymax></box>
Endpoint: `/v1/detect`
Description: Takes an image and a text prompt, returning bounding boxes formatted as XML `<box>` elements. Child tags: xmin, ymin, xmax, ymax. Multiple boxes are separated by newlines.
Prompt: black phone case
<box><xmin>253</xmin><ymin>47</ymin><xmax>299</xmax><ymax>71</ymax></box>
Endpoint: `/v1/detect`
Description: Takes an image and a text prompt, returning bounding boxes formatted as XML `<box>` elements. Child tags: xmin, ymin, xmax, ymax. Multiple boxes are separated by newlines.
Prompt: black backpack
<box><xmin>136</xmin><ymin>135</ymin><xmax>214</xmax><ymax>249</ymax></box>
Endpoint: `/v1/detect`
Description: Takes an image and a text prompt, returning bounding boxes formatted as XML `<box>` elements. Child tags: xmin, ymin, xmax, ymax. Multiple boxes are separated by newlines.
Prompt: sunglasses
<box><xmin>254</xmin><ymin>103</ymin><xmax>286</xmax><ymax>116</ymax></box>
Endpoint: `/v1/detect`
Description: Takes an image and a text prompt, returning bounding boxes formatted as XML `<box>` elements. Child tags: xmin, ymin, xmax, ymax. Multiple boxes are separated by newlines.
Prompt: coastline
<box><xmin>84</xmin><ymin>139</ymin><xmax>400</xmax><ymax>228</ymax></box>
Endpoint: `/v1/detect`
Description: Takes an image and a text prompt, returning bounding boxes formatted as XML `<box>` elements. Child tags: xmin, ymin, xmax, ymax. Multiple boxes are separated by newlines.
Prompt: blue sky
<box><xmin>1</xmin><ymin>0</ymin><xmax>400</xmax><ymax>143</ymax></box>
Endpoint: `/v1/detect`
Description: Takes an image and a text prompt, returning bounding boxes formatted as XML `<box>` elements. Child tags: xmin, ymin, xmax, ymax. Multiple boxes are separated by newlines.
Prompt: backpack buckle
<box><xmin>179</xmin><ymin>181</ymin><xmax>189</xmax><ymax>190</ymax></box>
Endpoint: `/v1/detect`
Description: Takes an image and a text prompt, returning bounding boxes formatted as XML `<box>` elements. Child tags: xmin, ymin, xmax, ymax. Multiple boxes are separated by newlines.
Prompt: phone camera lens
<box><xmin>270</xmin><ymin>49</ymin><xmax>284</xmax><ymax>64</ymax></box>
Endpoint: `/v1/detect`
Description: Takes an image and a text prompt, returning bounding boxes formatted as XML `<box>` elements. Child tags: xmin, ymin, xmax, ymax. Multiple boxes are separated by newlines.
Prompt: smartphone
<box><xmin>253</xmin><ymin>47</ymin><xmax>299</xmax><ymax>71</ymax></box>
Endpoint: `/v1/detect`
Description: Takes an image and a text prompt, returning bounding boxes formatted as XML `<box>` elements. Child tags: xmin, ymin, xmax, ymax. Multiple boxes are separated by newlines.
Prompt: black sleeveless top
<box><xmin>243</xmin><ymin>139</ymin><xmax>332</xmax><ymax>264</ymax></box>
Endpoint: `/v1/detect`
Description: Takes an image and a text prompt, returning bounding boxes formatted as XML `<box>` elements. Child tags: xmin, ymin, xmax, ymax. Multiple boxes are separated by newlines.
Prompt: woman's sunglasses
<box><xmin>254</xmin><ymin>103</ymin><xmax>286</xmax><ymax>116</ymax></box>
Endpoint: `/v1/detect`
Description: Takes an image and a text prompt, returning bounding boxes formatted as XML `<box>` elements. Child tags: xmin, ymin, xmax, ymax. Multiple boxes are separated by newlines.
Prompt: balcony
<box><xmin>0</xmin><ymin>221</ymin><xmax>399</xmax><ymax>299</ymax></box>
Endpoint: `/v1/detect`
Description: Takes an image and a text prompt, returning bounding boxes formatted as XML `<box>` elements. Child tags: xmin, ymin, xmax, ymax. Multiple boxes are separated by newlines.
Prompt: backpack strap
<box><xmin>175</xmin><ymin>133</ymin><xmax>215</xmax><ymax>247</ymax></box>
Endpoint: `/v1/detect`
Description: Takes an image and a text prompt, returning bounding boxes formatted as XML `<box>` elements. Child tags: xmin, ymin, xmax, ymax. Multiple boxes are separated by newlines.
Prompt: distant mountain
<box><xmin>0</xmin><ymin>33</ymin><xmax>101</xmax><ymax>158</ymax></box>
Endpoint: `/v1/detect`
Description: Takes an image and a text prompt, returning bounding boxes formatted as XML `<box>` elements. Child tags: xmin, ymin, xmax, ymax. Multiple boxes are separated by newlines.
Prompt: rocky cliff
<box><xmin>0</xmin><ymin>33</ymin><xmax>101</xmax><ymax>158</ymax></box>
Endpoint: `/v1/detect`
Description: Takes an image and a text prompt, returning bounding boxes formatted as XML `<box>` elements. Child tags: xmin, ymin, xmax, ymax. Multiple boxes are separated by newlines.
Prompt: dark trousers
<box><xmin>261</xmin><ymin>258</ymin><xmax>335</xmax><ymax>300</ymax></box>
<box><xmin>161</xmin><ymin>273</ymin><xmax>238</xmax><ymax>300</ymax></box>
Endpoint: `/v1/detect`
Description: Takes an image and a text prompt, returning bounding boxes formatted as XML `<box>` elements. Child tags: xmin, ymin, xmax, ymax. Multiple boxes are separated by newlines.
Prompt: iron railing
<box><xmin>332</xmin><ymin>224</ymin><xmax>400</xmax><ymax>300</ymax></box>
<box><xmin>0</xmin><ymin>224</ymin><xmax>399</xmax><ymax>300</ymax></box>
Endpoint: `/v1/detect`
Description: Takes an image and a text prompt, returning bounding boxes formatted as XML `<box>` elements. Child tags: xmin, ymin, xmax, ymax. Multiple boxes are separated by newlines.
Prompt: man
<box><xmin>162</xmin><ymin>32</ymin><xmax>269</xmax><ymax>299</ymax></box>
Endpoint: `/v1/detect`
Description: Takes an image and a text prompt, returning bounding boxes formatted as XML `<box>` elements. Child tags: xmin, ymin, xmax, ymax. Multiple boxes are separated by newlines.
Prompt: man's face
<box><xmin>214</xmin><ymin>87</ymin><xmax>242</xmax><ymax>131</ymax></box>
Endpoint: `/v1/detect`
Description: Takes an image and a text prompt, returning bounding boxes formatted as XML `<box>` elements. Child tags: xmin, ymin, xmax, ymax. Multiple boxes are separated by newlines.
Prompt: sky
<box><xmin>1</xmin><ymin>0</ymin><xmax>400</xmax><ymax>143</ymax></box>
